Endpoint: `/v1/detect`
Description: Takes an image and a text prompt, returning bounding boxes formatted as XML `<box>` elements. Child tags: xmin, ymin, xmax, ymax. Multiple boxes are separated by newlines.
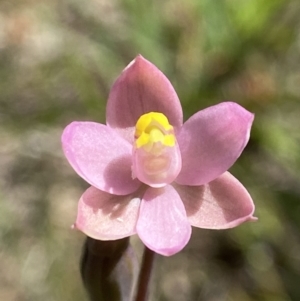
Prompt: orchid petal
<box><xmin>62</xmin><ymin>122</ymin><xmax>140</xmax><ymax>195</ymax></box>
<box><xmin>132</xmin><ymin>142</ymin><xmax>182</xmax><ymax>188</ymax></box>
<box><xmin>176</xmin><ymin>102</ymin><xmax>254</xmax><ymax>186</ymax></box>
<box><xmin>75</xmin><ymin>186</ymin><xmax>141</xmax><ymax>240</ymax></box>
<box><xmin>174</xmin><ymin>172</ymin><xmax>257</xmax><ymax>229</ymax></box>
<box><xmin>106</xmin><ymin>55</ymin><xmax>183</xmax><ymax>143</ymax></box>
<box><xmin>136</xmin><ymin>185</ymin><xmax>191</xmax><ymax>256</ymax></box>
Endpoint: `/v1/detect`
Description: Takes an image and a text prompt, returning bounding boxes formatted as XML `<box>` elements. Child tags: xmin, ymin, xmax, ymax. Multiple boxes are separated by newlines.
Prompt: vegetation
<box><xmin>1</xmin><ymin>0</ymin><xmax>300</xmax><ymax>300</ymax></box>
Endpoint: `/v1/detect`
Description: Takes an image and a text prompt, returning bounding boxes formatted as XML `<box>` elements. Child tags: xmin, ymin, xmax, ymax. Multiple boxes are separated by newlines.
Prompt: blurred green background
<box><xmin>1</xmin><ymin>0</ymin><xmax>300</xmax><ymax>300</ymax></box>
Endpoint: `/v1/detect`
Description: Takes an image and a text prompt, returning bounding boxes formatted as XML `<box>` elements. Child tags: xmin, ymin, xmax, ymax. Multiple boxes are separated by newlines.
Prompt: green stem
<box><xmin>134</xmin><ymin>246</ymin><xmax>155</xmax><ymax>301</ymax></box>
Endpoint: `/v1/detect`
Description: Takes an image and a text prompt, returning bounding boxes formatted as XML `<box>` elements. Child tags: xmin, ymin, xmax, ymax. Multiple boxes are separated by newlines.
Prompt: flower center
<box><xmin>132</xmin><ymin>112</ymin><xmax>181</xmax><ymax>187</ymax></box>
<box><xmin>135</xmin><ymin>112</ymin><xmax>175</xmax><ymax>152</ymax></box>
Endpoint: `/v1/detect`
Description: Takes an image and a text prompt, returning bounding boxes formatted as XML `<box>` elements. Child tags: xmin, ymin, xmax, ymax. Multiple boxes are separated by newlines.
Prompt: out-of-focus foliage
<box><xmin>1</xmin><ymin>0</ymin><xmax>300</xmax><ymax>300</ymax></box>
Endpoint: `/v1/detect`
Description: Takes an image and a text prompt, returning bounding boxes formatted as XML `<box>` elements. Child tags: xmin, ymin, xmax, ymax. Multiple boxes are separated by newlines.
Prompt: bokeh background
<box><xmin>1</xmin><ymin>0</ymin><xmax>300</xmax><ymax>300</ymax></box>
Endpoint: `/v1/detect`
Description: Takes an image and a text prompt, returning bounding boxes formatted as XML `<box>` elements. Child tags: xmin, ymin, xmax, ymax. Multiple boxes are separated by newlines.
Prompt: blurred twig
<box><xmin>134</xmin><ymin>246</ymin><xmax>155</xmax><ymax>301</ymax></box>
<box><xmin>80</xmin><ymin>237</ymin><xmax>137</xmax><ymax>301</ymax></box>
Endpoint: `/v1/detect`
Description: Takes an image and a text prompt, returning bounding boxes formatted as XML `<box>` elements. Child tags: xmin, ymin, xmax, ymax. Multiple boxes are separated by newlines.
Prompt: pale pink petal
<box><xmin>106</xmin><ymin>55</ymin><xmax>183</xmax><ymax>143</ymax></box>
<box><xmin>136</xmin><ymin>185</ymin><xmax>191</xmax><ymax>256</ymax></box>
<box><xmin>62</xmin><ymin>121</ymin><xmax>140</xmax><ymax>195</ymax></box>
<box><xmin>176</xmin><ymin>102</ymin><xmax>254</xmax><ymax>186</ymax></box>
<box><xmin>132</xmin><ymin>142</ymin><xmax>182</xmax><ymax>188</ymax></box>
<box><xmin>74</xmin><ymin>186</ymin><xmax>141</xmax><ymax>240</ymax></box>
<box><xmin>174</xmin><ymin>172</ymin><xmax>257</xmax><ymax>229</ymax></box>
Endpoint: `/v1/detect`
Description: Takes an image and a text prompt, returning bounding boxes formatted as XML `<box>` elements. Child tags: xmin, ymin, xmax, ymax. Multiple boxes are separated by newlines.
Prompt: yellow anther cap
<box><xmin>135</xmin><ymin>112</ymin><xmax>175</xmax><ymax>150</ymax></box>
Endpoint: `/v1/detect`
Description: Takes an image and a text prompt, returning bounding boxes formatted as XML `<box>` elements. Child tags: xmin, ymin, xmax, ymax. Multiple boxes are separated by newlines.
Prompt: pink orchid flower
<box><xmin>62</xmin><ymin>55</ymin><xmax>256</xmax><ymax>256</ymax></box>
